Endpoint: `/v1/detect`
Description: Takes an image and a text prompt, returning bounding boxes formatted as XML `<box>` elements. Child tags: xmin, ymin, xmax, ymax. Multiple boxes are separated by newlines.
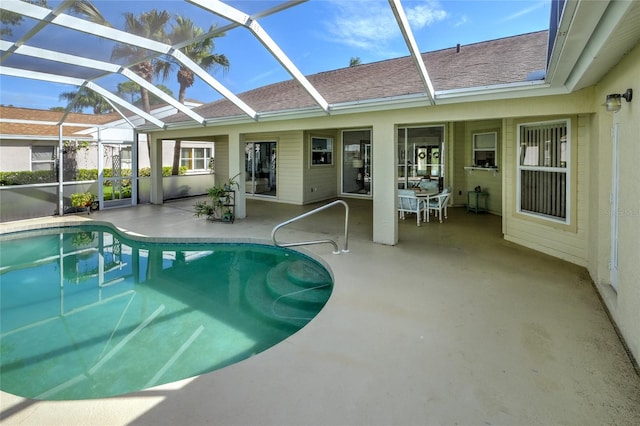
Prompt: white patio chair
<box><xmin>426</xmin><ymin>188</ymin><xmax>451</xmax><ymax>223</ymax></box>
<box><xmin>398</xmin><ymin>189</ymin><xmax>426</xmax><ymax>226</ymax></box>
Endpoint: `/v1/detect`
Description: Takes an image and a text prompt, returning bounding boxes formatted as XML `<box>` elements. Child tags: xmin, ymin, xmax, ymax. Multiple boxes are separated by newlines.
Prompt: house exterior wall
<box><xmin>502</xmin><ymin>114</ymin><xmax>589</xmax><ymax>266</ymax></box>
<box><xmin>304</xmin><ymin>130</ymin><xmax>339</xmax><ymax>203</ymax></box>
<box><xmin>0</xmin><ymin>139</ymin><xmax>47</xmax><ymax>171</ymax></box>
<box><xmin>590</xmin><ymin>42</ymin><xmax>640</xmax><ymax>365</ymax></box>
<box><xmin>453</xmin><ymin>119</ymin><xmax>503</xmax><ymax>214</ymax></box>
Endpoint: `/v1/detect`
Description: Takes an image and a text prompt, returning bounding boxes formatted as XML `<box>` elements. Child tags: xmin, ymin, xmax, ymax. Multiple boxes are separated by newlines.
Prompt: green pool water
<box><xmin>0</xmin><ymin>225</ymin><xmax>332</xmax><ymax>400</ymax></box>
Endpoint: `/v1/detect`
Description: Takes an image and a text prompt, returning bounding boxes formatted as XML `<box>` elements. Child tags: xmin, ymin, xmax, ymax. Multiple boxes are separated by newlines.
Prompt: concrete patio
<box><xmin>1</xmin><ymin>197</ymin><xmax>639</xmax><ymax>425</ymax></box>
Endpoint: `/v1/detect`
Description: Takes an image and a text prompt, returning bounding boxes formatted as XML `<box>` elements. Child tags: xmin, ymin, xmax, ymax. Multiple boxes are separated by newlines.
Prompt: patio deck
<box><xmin>1</xmin><ymin>197</ymin><xmax>639</xmax><ymax>425</ymax></box>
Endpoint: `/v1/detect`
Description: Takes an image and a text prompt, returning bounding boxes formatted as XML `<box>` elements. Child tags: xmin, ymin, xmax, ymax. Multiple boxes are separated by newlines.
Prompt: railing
<box><xmin>271</xmin><ymin>200</ymin><xmax>349</xmax><ymax>254</ymax></box>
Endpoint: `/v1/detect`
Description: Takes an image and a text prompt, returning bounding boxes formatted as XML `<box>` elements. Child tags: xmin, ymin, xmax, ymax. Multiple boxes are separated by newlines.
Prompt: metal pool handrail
<box><xmin>271</xmin><ymin>200</ymin><xmax>349</xmax><ymax>254</ymax></box>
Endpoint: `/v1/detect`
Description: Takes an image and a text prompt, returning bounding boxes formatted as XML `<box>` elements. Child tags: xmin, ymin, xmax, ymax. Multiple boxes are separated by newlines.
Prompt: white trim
<box><xmin>516</xmin><ymin>118</ymin><xmax>571</xmax><ymax>225</ymax></box>
<box><xmin>388</xmin><ymin>0</ymin><xmax>435</xmax><ymax>105</ymax></box>
<box><xmin>188</xmin><ymin>0</ymin><xmax>330</xmax><ymax>113</ymax></box>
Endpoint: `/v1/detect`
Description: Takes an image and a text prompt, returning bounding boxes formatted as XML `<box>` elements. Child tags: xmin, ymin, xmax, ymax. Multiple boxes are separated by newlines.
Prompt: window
<box><xmin>517</xmin><ymin>120</ymin><xmax>569</xmax><ymax>223</ymax></box>
<box><xmin>473</xmin><ymin>132</ymin><xmax>497</xmax><ymax>167</ymax></box>
<box><xmin>31</xmin><ymin>146</ymin><xmax>56</xmax><ymax>171</ymax></box>
<box><xmin>181</xmin><ymin>147</ymin><xmax>211</xmax><ymax>172</ymax></box>
<box><xmin>311</xmin><ymin>137</ymin><xmax>333</xmax><ymax>165</ymax></box>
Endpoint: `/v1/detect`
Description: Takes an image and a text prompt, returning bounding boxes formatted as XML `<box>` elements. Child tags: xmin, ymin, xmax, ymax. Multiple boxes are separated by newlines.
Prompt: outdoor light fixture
<box><xmin>605</xmin><ymin>89</ymin><xmax>633</xmax><ymax>112</ymax></box>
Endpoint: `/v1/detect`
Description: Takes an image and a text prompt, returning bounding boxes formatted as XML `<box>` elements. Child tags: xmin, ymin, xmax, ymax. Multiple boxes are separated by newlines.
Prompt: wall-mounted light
<box><xmin>606</xmin><ymin>89</ymin><xmax>633</xmax><ymax>112</ymax></box>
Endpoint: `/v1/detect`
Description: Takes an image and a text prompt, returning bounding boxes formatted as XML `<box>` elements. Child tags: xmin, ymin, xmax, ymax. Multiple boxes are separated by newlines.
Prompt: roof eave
<box><xmin>149</xmin><ymin>82</ymin><xmax>563</xmax><ymax>132</ymax></box>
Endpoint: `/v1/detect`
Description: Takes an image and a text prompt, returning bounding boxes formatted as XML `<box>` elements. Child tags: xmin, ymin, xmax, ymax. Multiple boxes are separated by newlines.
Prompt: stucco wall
<box><xmin>590</xmin><ymin>42</ymin><xmax>640</xmax><ymax>365</ymax></box>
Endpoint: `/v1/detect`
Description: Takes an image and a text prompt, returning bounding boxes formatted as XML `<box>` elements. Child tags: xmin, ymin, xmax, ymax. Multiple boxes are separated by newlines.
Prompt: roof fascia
<box><xmin>188</xmin><ymin>0</ymin><xmax>330</xmax><ymax>113</ymax></box>
<box><xmin>563</xmin><ymin>0</ymin><xmax>637</xmax><ymax>91</ymax></box>
<box><xmin>0</xmin><ymin>134</ymin><xmax>94</xmax><ymax>141</ymax></box>
<box><xmin>388</xmin><ymin>0</ymin><xmax>436</xmax><ymax>105</ymax></box>
<box><xmin>153</xmin><ymin>81</ymin><xmax>567</xmax><ymax>131</ymax></box>
<box><xmin>545</xmin><ymin>0</ymin><xmax>610</xmax><ymax>88</ymax></box>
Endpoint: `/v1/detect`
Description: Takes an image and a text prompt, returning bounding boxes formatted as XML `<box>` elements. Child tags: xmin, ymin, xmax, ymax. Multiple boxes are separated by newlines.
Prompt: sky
<box><xmin>0</xmin><ymin>0</ymin><xmax>551</xmax><ymax>112</ymax></box>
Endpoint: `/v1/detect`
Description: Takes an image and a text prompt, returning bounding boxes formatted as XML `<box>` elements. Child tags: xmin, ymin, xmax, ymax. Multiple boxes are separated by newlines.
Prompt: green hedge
<box><xmin>0</xmin><ymin>167</ymin><xmax>187</xmax><ymax>186</ymax></box>
<box><xmin>0</xmin><ymin>170</ymin><xmax>57</xmax><ymax>185</ymax></box>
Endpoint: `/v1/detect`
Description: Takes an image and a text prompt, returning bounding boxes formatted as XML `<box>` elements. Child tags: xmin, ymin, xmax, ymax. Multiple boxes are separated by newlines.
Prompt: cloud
<box><xmin>501</xmin><ymin>1</ymin><xmax>546</xmax><ymax>22</ymax></box>
<box><xmin>454</xmin><ymin>15</ymin><xmax>469</xmax><ymax>28</ymax></box>
<box><xmin>323</xmin><ymin>0</ymin><xmax>447</xmax><ymax>50</ymax></box>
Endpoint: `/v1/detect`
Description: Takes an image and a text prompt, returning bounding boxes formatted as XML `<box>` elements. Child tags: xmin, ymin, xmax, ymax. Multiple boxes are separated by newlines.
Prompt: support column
<box><xmin>149</xmin><ymin>134</ymin><xmax>163</xmax><ymax>205</ymax></box>
<box><xmin>228</xmin><ymin>130</ymin><xmax>246</xmax><ymax>219</ymax></box>
<box><xmin>372</xmin><ymin>119</ymin><xmax>398</xmax><ymax>245</ymax></box>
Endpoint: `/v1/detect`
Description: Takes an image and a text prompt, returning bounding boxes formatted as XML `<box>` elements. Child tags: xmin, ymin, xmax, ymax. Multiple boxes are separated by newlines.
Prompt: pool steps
<box><xmin>244</xmin><ymin>260</ymin><xmax>332</xmax><ymax>329</ymax></box>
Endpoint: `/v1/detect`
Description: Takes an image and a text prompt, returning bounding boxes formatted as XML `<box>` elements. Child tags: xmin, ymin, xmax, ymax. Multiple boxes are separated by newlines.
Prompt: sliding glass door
<box><xmin>397</xmin><ymin>126</ymin><xmax>444</xmax><ymax>189</ymax></box>
<box><xmin>342</xmin><ymin>130</ymin><xmax>372</xmax><ymax>195</ymax></box>
<box><xmin>245</xmin><ymin>141</ymin><xmax>277</xmax><ymax>196</ymax></box>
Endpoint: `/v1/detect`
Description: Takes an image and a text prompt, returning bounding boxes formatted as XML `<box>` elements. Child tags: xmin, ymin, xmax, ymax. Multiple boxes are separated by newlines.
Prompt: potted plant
<box><xmin>194</xmin><ymin>178</ymin><xmax>237</xmax><ymax>222</ymax></box>
<box><xmin>223</xmin><ymin>172</ymin><xmax>241</xmax><ymax>191</ymax></box>
<box><xmin>70</xmin><ymin>192</ymin><xmax>95</xmax><ymax>213</ymax></box>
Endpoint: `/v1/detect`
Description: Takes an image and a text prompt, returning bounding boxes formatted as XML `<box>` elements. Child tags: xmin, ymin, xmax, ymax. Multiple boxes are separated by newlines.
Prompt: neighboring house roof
<box><xmin>164</xmin><ymin>31</ymin><xmax>548</xmax><ymax>124</ymax></box>
<box><xmin>0</xmin><ymin>106</ymin><xmax>119</xmax><ymax>139</ymax></box>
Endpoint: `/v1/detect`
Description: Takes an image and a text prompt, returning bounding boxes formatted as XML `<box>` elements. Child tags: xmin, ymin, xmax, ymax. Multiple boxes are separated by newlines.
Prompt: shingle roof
<box><xmin>166</xmin><ymin>30</ymin><xmax>548</xmax><ymax>123</ymax></box>
<box><xmin>0</xmin><ymin>106</ymin><xmax>119</xmax><ymax>138</ymax></box>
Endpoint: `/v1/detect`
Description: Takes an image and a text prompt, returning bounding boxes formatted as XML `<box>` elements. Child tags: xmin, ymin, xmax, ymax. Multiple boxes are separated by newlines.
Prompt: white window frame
<box><xmin>310</xmin><ymin>136</ymin><xmax>333</xmax><ymax>166</ymax></box>
<box><xmin>472</xmin><ymin>132</ymin><xmax>497</xmax><ymax>167</ymax></box>
<box><xmin>516</xmin><ymin>119</ymin><xmax>571</xmax><ymax>225</ymax></box>
<box><xmin>31</xmin><ymin>145</ymin><xmax>57</xmax><ymax>171</ymax></box>
<box><xmin>181</xmin><ymin>146</ymin><xmax>211</xmax><ymax>173</ymax></box>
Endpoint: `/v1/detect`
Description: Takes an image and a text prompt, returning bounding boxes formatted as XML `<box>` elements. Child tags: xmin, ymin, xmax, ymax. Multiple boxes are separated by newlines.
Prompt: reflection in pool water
<box><xmin>0</xmin><ymin>225</ymin><xmax>332</xmax><ymax>400</ymax></box>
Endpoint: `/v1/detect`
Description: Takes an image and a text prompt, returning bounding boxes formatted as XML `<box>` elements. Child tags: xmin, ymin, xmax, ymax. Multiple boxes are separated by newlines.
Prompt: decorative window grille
<box><xmin>517</xmin><ymin>120</ymin><xmax>569</xmax><ymax>223</ymax></box>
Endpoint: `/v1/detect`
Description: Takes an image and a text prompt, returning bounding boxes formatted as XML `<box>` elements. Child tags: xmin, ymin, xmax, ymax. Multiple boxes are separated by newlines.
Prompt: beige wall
<box><xmin>589</xmin><ymin>42</ymin><xmax>640</xmax><ymax>365</ymax></box>
<box><xmin>304</xmin><ymin>130</ymin><xmax>339</xmax><ymax>203</ymax></box>
<box><xmin>502</xmin><ymin>114</ymin><xmax>590</xmax><ymax>266</ymax></box>
<box><xmin>452</xmin><ymin>119</ymin><xmax>503</xmax><ymax>213</ymax></box>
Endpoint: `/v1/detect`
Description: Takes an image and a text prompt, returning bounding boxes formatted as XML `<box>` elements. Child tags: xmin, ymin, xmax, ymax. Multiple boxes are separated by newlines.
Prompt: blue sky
<box><xmin>0</xmin><ymin>0</ymin><xmax>551</xmax><ymax>111</ymax></box>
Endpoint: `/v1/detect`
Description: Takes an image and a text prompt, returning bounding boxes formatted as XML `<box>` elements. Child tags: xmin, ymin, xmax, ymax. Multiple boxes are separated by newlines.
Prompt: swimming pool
<box><xmin>0</xmin><ymin>225</ymin><xmax>333</xmax><ymax>400</ymax></box>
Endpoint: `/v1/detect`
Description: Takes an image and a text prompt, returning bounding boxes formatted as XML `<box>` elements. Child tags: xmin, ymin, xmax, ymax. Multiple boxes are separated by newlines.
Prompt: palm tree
<box><xmin>157</xmin><ymin>16</ymin><xmax>230</xmax><ymax>174</ymax></box>
<box><xmin>59</xmin><ymin>87</ymin><xmax>113</xmax><ymax>114</ymax></box>
<box><xmin>111</xmin><ymin>9</ymin><xmax>171</xmax><ymax>115</ymax></box>
<box><xmin>349</xmin><ymin>57</ymin><xmax>362</xmax><ymax>67</ymax></box>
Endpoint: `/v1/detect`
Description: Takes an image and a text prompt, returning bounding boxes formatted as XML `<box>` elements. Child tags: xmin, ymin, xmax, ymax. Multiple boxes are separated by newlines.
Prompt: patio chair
<box><xmin>426</xmin><ymin>188</ymin><xmax>451</xmax><ymax>223</ymax></box>
<box><xmin>398</xmin><ymin>189</ymin><xmax>426</xmax><ymax>226</ymax></box>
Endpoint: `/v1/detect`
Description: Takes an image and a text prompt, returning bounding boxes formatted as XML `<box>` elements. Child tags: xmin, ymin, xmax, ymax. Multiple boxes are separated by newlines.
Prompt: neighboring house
<box><xmin>0</xmin><ymin>102</ymin><xmax>214</xmax><ymax>218</ymax></box>
<box><xmin>0</xmin><ymin>101</ymin><xmax>210</xmax><ymax>173</ymax></box>
<box><xmin>137</xmin><ymin>4</ymin><xmax>640</xmax><ymax>369</ymax></box>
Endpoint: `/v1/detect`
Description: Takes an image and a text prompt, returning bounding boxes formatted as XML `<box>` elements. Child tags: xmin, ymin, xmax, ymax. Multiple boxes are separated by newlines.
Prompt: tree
<box><xmin>117</xmin><ymin>81</ymin><xmax>141</xmax><ymax>104</ymax></box>
<box><xmin>1</xmin><ymin>1</ymin><xmax>48</xmax><ymax>36</ymax></box>
<box><xmin>118</xmin><ymin>82</ymin><xmax>174</xmax><ymax>106</ymax></box>
<box><xmin>59</xmin><ymin>87</ymin><xmax>113</xmax><ymax>114</ymax></box>
<box><xmin>111</xmin><ymin>9</ymin><xmax>171</xmax><ymax>115</ymax></box>
<box><xmin>2</xmin><ymin>1</ymin><xmax>108</xmax><ymax>36</ymax></box>
<box><xmin>349</xmin><ymin>57</ymin><xmax>362</xmax><ymax>67</ymax></box>
<box><xmin>157</xmin><ymin>16</ymin><xmax>229</xmax><ymax>175</ymax></box>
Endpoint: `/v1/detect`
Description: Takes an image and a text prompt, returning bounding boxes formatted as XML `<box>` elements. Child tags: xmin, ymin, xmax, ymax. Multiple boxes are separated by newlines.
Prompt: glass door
<box><xmin>100</xmin><ymin>141</ymin><xmax>134</xmax><ymax>208</ymax></box>
<box><xmin>397</xmin><ymin>126</ymin><xmax>444</xmax><ymax>190</ymax></box>
<box><xmin>342</xmin><ymin>130</ymin><xmax>372</xmax><ymax>195</ymax></box>
<box><xmin>245</xmin><ymin>141</ymin><xmax>277</xmax><ymax>196</ymax></box>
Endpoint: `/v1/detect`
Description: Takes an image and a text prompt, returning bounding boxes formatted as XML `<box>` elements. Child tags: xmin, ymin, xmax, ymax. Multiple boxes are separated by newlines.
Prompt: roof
<box><xmin>165</xmin><ymin>31</ymin><xmax>548</xmax><ymax>123</ymax></box>
<box><xmin>0</xmin><ymin>106</ymin><xmax>119</xmax><ymax>138</ymax></box>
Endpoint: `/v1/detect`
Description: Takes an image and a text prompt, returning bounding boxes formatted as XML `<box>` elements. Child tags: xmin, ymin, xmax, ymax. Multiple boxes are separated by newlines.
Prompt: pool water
<box><xmin>0</xmin><ymin>225</ymin><xmax>332</xmax><ymax>400</ymax></box>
